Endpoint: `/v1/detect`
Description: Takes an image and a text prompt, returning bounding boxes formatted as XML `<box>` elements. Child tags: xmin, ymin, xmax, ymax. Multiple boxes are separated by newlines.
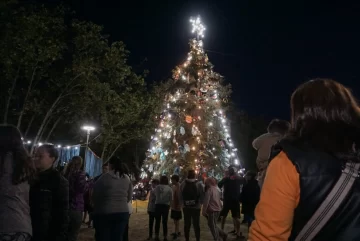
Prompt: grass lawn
<box><xmin>78</xmin><ymin>200</ymin><xmax>249</xmax><ymax>241</ymax></box>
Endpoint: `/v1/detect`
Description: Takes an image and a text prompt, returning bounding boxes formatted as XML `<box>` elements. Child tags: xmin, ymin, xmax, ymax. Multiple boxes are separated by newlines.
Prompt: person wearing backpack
<box><xmin>180</xmin><ymin>170</ymin><xmax>205</xmax><ymax>241</ymax></box>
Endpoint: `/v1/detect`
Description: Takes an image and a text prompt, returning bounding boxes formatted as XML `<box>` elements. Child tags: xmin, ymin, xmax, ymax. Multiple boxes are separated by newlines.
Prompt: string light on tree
<box><xmin>141</xmin><ymin>15</ymin><xmax>243</xmax><ymax>178</ymax></box>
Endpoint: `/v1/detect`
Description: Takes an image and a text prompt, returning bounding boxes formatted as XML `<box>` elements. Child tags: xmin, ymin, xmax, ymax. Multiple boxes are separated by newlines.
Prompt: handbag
<box><xmin>295</xmin><ymin>162</ymin><xmax>360</xmax><ymax>241</ymax></box>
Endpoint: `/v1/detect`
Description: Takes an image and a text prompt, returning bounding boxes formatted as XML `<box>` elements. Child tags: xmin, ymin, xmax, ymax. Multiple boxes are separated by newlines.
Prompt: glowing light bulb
<box><xmin>57</xmin><ymin>145</ymin><xmax>61</xmax><ymax>148</ymax></box>
<box><xmin>209</xmin><ymin>122</ymin><xmax>213</xmax><ymax>126</ymax></box>
<box><xmin>38</xmin><ymin>142</ymin><xmax>43</xmax><ymax>146</ymax></box>
<box><xmin>174</xmin><ymin>159</ymin><xmax>176</xmax><ymax>163</ymax></box>
<box><xmin>231</xmin><ymin>153</ymin><xmax>235</xmax><ymax>157</ymax></box>
<box><xmin>234</xmin><ymin>159</ymin><xmax>239</xmax><ymax>164</ymax></box>
<box><xmin>192</xmin><ymin>146</ymin><xmax>196</xmax><ymax>151</ymax></box>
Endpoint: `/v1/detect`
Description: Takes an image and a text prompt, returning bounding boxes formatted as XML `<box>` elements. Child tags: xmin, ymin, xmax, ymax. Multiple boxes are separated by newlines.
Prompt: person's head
<box><xmin>245</xmin><ymin>171</ymin><xmax>257</xmax><ymax>181</ymax></box>
<box><xmin>187</xmin><ymin>169</ymin><xmax>196</xmax><ymax>179</ymax></box>
<box><xmin>290</xmin><ymin>79</ymin><xmax>360</xmax><ymax>155</ymax></box>
<box><xmin>171</xmin><ymin>174</ymin><xmax>179</xmax><ymax>184</ymax></box>
<box><xmin>102</xmin><ymin>163</ymin><xmax>109</xmax><ymax>174</ymax></box>
<box><xmin>267</xmin><ymin>119</ymin><xmax>290</xmax><ymax>135</ymax></box>
<box><xmin>0</xmin><ymin>125</ymin><xmax>35</xmax><ymax>184</ymax></box>
<box><xmin>228</xmin><ymin>166</ymin><xmax>235</xmax><ymax>176</ymax></box>
<box><xmin>151</xmin><ymin>178</ymin><xmax>160</xmax><ymax>188</ymax></box>
<box><xmin>160</xmin><ymin>175</ymin><xmax>169</xmax><ymax>185</ymax></box>
<box><xmin>204</xmin><ymin>177</ymin><xmax>217</xmax><ymax>188</ymax></box>
<box><xmin>64</xmin><ymin>156</ymin><xmax>83</xmax><ymax>177</ymax></box>
<box><xmin>109</xmin><ymin>158</ymin><xmax>129</xmax><ymax>177</ymax></box>
<box><xmin>34</xmin><ymin>144</ymin><xmax>59</xmax><ymax>171</ymax></box>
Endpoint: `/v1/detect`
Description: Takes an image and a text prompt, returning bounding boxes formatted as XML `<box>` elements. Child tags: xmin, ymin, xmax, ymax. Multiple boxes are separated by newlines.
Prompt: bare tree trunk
<box><xmin>17</xmin><ymin>63</ymin><xmax>38</xmax><ymax>129</ymax></box>
<box><xmin>3</xmin><ymin>65</ymin><xmax>20</xmax><ymax>124</ymax></box>
<box><xmin>45</xmin><ymin>117</ymin><xmax>61</xmax><ymax>142</ymax></box>
<box><xmin>24</xmin><ymin>114</ymin><xmax>35</xmax><ymax>138</ymax></box>
<box><xmin>105</xmin><ymin>140</ymin><xmax>126</xmax><ymax>163</ymax></box>
<box><xmin>30</xmin><ymin>94</ymin><xmax>63</xmax><ymax>154</ymax></box>
<box><xmin>101</xmin><ymin>139</ymin><xmax>108</xmax><ymax>162</ymax></box>
<box><xmin>38</xmin><ymin>116</ymin><xmax>52</xmax><ymax>143</ymax></box>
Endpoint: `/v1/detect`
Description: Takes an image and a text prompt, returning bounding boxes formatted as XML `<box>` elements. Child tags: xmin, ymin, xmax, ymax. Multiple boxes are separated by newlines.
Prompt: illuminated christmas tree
<box><xmin>141</xmin><ymin>16</ymin><xmax>241</xmax><ymax>180</ymax></box>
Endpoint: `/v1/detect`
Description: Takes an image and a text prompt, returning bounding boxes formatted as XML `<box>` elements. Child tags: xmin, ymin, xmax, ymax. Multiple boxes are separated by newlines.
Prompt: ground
<box><xmin>78</xmin><ymin>200</ymin><xmax>249</xmax><ymax>241</ymax></box>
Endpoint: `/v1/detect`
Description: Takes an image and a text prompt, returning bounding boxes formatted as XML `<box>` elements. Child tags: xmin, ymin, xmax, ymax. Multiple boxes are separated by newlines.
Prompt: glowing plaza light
<box><xmin>82</xmin><ymin>125</ymin><xmax>95</xmax><ymax>131</ymax></box>
<box><xmin>190</xmin><ymin>16</ymin><xmax>206</xmax><ymax>39</ymax></box>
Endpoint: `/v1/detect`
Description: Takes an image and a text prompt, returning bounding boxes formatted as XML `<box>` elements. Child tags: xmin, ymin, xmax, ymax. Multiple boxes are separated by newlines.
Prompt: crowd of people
<box><xmin>0</xmin><ymin>126</ymin><xmax>134</xmax><ymax>241</ymax></box>
<box><xmin>145</xmin><ymin>167</ymin><xmax>261</xmax><ymax>241</ymax></box>
<box><xmin>1</xmin><ymin>78</ymin><xmax>360</xmax><ymax>241</ymax></box>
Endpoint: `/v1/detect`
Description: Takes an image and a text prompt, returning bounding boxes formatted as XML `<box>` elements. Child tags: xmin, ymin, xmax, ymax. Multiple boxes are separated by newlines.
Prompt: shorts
<box><xmin>170</xmin><ymin>210</ymin><xmax>182</xmax><ymax>220</ymax></box>
<box><xmin>221</xmin><ymin>200</ymin><xmax>240</xmax><ymax>219</ymax></box>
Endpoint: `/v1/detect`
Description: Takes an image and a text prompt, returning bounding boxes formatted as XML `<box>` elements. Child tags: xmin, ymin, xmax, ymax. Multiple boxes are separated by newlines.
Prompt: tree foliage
<box><xmin>0</xmin><ymin>3</ymin><xmax>161</xmax><ymax>161</ymax></box>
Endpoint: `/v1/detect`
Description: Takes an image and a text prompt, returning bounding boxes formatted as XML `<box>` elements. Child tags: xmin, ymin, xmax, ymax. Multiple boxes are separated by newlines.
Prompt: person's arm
<box><xmin>218</xmin><ymin>177</ymin><xmax>226</xmax><ymax>188</ymax></box>
<box><xmin>198</xmin><ymin>182</ymin><xmax>205</xmax><ymax>205</ymax></box>
<box><xmin>127</xmin><ymin>179</ymin><xmax>133</xmax><ymax>203</ymax></box>
<box><xmin>202</xmin><ymin>189</ymin><xmax>211</xmax><ymax>216</ymax></box>
<box><xmin>52</xmin><ymin>176</ymin><xmax>69</xmax><ymax>241</ymax></box>
<box><xmin>249</xmin><ymin>151</ymin><xmax>300</xmax><ymax>241</ymax></box>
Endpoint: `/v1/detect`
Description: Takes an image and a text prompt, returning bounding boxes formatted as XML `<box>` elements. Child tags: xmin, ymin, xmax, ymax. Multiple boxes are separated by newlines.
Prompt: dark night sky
<box><xmin>62</xmin><ymin>0</ymin><xmax>360</xmax><ymax>120</ymax></box>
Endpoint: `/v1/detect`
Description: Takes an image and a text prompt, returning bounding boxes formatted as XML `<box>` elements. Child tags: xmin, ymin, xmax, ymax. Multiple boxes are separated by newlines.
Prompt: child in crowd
<box><xmin>170</xmin><ymin>175</ymin><xmax>182</xmax><ymax>239</ymax></box>
<box><xmin>252</xmin><ymin>119</ymin><xmax>290</xmax><ymax>188</ymax></box>
<box><xmin>203</xmin><ymin>177</ymin><xmax>227</xmax><ymax>241</ymax></box>
<box><xmin>147</xmin><ymin>179</ymin><xmax>160</xmax><ymax>241</ymax></box>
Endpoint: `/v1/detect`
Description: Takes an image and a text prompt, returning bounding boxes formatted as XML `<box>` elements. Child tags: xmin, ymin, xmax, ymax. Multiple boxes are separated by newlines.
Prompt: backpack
<box><xmin>182</xmin><ymin>181</ymin><xmax>199</xmax><ymax>207</ymax></box>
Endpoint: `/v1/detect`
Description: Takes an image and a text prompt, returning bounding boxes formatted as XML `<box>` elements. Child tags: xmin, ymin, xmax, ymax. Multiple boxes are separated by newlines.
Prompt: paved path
<box><xmin>78</xmin><ymin>200</ymin><xmax>249</xmax><ymax>241</ymax></box>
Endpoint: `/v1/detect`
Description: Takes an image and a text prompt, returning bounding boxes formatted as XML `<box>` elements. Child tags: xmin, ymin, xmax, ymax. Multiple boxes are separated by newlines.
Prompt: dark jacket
<box><xmin>240</xmin><ymin>179</ymin><xmax>260</xmax><ymax>217</ymax></box>
<box><xmin>218</xmin><ymin>175</ymin><xmax>244</xmax><ymax>202</ymax></box>
<box><xmin>271</xmin><ymin>139</ymin><xmax>360</xmax><ymax>241</ymax></box>
<box><xmin>30</xmin><ymin>168</ymin><xmax>69</xmax><ymax>241</ymax></box>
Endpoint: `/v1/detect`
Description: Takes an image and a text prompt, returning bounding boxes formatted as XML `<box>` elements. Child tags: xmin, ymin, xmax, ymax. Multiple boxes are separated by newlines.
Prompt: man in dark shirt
<box><xmin>93</xmin><ymin>163</ymin><xmax>109</xmax><ymax>182</ymax></box>
<box><xmin>218</xmin><ymin>167</ymin><xmax>245</xmax><ymax>240</ymax></box>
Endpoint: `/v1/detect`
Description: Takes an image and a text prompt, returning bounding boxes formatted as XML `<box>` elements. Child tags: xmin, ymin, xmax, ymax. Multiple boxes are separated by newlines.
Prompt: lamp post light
<box><xmin>82</xmin><ymin>125</ymin><xmax>95</xmax><ymax>172</ymax></box>
<box><xmin>82</xmin><ymin>125</ymin><xmax>95</xmax><ymax>149</ymax></box>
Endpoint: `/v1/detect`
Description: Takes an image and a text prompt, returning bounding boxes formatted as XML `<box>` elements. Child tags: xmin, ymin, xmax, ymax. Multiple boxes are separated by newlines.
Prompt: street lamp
<box><xmin>82</xmin><ymin>125</ymin><xmax>95</xmax><ymax>172</ymax></box>
<box><xmin>82</xmin><ymin>125</ymin><xmax>95</xmax><ymax>149</ymax></box>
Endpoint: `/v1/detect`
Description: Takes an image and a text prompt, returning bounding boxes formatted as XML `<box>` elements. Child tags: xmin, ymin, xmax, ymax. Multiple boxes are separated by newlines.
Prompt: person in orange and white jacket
<box><xmin>249</xmin><ymin>79</ymin><xmax>360</xmax><ymax>241</ymax></box>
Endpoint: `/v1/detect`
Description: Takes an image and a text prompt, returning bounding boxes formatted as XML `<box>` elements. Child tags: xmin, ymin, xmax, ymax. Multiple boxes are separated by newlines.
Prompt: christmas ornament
<box><xmin>184</xmin><ymin>144</ymin><xmax>190</xmax><ymax>152</ymax></box>
<box><xmin>174</xmin><ymin>166</ymin><xmax>180</xmax><ymax>175</ymax></box>
<box><xmin>180</xmin><ymin>126</ymin><xmax>185</xmax><ymax>135</ymax></box>
<box><xmin>185</xmin><ymin>115</ymin><xmax>192</xmax><ymax>123</ymax></box>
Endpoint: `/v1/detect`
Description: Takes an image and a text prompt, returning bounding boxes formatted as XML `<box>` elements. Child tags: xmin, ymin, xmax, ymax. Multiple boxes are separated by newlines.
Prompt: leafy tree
<box><xmin>0</xmin><ymin>3</ymin><xmax>161</xmax><ymax>161</ymax></box>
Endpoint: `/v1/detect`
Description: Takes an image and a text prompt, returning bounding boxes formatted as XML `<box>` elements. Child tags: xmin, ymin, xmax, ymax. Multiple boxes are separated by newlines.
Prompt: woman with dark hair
<box><xmin>64</xmin><ymin>156</ymin><xmax>87</xmax><ymax>241</ymax></box>
<box><xmin>92</xmin><ymin>159</ymin><xmax>133</xmax><ymax>241</ymax></box>
<box><xmin>30</xmin><ymin>144</ymin><xmax>69</xmax><ymax>241</ymax></box>
<box><xmin>154</xmin><ymin>176</ymin><xmax>172</xmax><ymax>241</ymax></box>
<box><xmin>0</xmin><ymin>125</ymin><xmax>35</xmax><ymax>241</ymax></box>
<box><xmin>249</xmin><ymin>79</ymin><xmax>360</xmax><ymax>240</ymax></box>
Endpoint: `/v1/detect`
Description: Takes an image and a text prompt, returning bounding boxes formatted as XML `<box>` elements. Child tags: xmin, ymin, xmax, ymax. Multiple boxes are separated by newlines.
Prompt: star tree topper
<box><xmin>190</xmin><ymin>16</ymin><xmax>206</xmax><ymax>39</ymax></box>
